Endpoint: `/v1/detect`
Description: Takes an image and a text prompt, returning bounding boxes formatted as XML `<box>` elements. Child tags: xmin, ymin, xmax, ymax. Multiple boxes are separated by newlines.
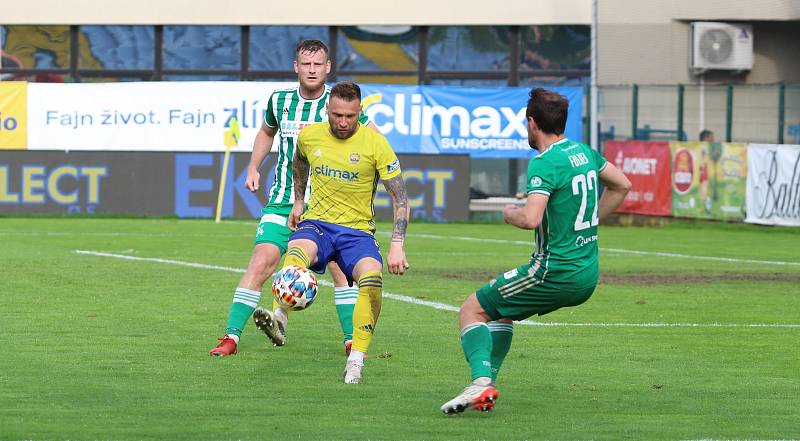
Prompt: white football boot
<box><xmin>343</xmin><ymin>359</ymin><xmax>364</xmax><ymax>384</ymax></box>
<box><xmin>441</xmin><ymin>380</ymin><xmax>499</xmax><ymax>414</ymax></box>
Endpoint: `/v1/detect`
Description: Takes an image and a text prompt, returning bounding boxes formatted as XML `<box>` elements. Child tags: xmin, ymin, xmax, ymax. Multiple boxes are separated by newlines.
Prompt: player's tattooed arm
<box><xmin>384</xmin><ymin>174</ymin><xmax>410</xmax><ymax>275</ymax></box>
<box><xmin>383</xmin><ymin>174</ymin><xmax>409</xmax><ymax>243</ymax></box>
<box><xmin>292</xmin><ymin>151</ymin><xmax>310</xmax><ymax>202</ymax></box>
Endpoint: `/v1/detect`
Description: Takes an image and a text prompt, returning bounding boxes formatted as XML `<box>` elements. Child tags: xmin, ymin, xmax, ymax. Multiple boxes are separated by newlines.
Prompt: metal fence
<box><xmin>597</xmin><ymin>84</ymin><xmax>800</xmax><ymax>145</ymax></box>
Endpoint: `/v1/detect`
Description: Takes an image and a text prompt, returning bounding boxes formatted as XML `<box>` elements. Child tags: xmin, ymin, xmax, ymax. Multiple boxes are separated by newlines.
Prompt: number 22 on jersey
<box><xmin>571</xmin><ymin>170</ymin><xmax>599</xmax><ymax>231</ymax></box>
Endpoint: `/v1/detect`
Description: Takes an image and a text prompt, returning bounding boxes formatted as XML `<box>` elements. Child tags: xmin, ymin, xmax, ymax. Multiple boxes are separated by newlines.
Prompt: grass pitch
<box><xmin>1</xmin><ymin>217</ymin><xmax>799</xmax><ymax>440</ymax></box>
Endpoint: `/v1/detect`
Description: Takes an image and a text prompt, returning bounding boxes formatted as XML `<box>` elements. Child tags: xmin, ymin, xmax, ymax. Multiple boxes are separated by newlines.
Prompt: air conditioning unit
<box><xmin>691</xmin><ymin>22</ymin><xmax>753</xmax><ymax>73</ymax></box>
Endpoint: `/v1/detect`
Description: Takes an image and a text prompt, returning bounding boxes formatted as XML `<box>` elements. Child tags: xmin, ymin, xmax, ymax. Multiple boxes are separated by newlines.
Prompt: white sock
<box><xmin>225</xmin><ymin>334</ymin><xmax>240</xmax><ymax>344</ymax></box>
<box><xmin>473</xmin><ymin>376</ymin><xmax>492</xmax><ymax>386</ymax></box>
<box><xmin>347</xmin><ymin>350</ymin><xmax>365</xmax><ymax>364</ymax></box>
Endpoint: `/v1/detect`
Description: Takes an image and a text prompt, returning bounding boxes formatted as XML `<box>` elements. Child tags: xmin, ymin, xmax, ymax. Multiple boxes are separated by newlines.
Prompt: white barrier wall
<box><xmin>746</xmin><ymin>144</ymin><xmax>800</xmax><ymax>226</ymax></box>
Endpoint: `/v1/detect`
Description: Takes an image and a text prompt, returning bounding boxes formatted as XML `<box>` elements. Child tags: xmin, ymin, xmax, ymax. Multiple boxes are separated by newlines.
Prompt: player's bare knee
<box><xmin>353</xmin><ymin>257</ymin><xmax>382</xmax><ymax>280</ymax></box>
<box><xmin>459</xmin><ymin>293</ymin><xmax>489</xmax><ymax>325</ymax></box>
<box><xmin>245</xmin><ymin>244</ymin><xmax>281</xmax><ymax>284</ymax></box>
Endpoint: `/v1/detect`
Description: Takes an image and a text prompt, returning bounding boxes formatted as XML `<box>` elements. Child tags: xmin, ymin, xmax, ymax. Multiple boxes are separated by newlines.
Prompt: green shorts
<box><xmin>476</xmin><ymin>260</ymin><xmax>598</xmax><ymax>321</ymax></box>
<box><xmin>254</xmin><ymin>204</ymin><xmax>293</xmax><ymax>254</ymax></box>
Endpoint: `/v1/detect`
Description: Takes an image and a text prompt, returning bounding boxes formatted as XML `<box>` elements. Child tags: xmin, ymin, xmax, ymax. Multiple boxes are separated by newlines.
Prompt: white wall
<box><xmin>598</xmin><ymin>0</ymin><xmax>800</xmax><ymax>23</ymax></box>
<box><xmin>598</xmin><ymin>1</ymin><xmax>800</xmax><ymax>85</ymax></box>
<box><xmin>2</xmin><ymin>0</ymin><xmax>590</xmax><ymax>25</ymax></box>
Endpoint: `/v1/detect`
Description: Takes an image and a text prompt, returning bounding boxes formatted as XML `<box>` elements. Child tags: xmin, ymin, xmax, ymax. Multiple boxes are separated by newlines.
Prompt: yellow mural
<box><xmin>2</xmin><ymin>25</ymin><xmax>102</xmax><ymax>72</ymax></box>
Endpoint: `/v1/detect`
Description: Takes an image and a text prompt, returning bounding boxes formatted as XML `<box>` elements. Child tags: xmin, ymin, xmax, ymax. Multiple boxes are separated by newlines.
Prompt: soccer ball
<box><xmin>272</xmin><ymin>265</ymin><xmax>318</xmax><ymax>311</ymax></box>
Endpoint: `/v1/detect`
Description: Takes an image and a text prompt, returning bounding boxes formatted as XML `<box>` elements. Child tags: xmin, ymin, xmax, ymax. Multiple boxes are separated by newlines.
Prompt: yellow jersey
<box><xmin>297</xmin><ymin>122</ymin><xmax>402</xmax><ymax>234</ymax></box>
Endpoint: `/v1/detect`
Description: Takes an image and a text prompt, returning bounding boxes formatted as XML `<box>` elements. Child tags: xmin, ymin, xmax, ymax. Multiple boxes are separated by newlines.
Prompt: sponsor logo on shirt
<box><xmin>575</xmin><ymin>234</ymin><xmax>598</xmax><ymax>247</ymax></box>
<box><xmin>280</xmin><ymin>121</ymin><xmax>314</xmax><ymax>137</ymax></box>
<box><xmin>313</xmin><ymin>164</ymin><xmax>359</xmax><ymax>182</ymax></box>
<box><xmin>387</xmin><ymin>159</ymin><xmax>400</xmax><ymax>174</ymax></box>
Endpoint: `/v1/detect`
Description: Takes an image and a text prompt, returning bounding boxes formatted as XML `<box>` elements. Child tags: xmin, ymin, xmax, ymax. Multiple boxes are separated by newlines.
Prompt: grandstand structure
<box><xmin>2</xmin><ymin>0</ymin><xmax>799</xmax><ymax>197</ymax></box>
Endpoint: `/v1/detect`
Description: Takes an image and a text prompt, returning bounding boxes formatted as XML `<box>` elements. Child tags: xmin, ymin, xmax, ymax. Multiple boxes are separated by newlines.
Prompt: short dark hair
<box><xmin>526</xmin><ymin>87</ymin><xmax>569</xmax><ymax>135</ymax></box>
<box><xmin>330</xmin><ymin>82</ymin><xmax>361</xmax><ymax>102</ymax></box>
<box><xmin>699</xmin><ymin>129</ymin><xmax>713</xmax><ymax>141</ymax></box>
<box><xmin>296</xmin><ymin>39</ymin><xmax>329</xmax><ymax>57</ymax></box>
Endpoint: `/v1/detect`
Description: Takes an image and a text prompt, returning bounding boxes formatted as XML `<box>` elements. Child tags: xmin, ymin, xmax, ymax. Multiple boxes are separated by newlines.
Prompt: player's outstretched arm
<box><xmin>288</xmin><ymin>150</ymin><xmax>310</xmax><ymax>230</ymax></box>
<box><xmin>503</xmin><ymin>194</ymin><xmax>547</xmax><ymax>230</ymax></box>
<box><xmin>245</xmin><ymin>123</ymin><xmax>277</xmax><ymax>192</ymax></box>
<box><xmin>597</xmin><ymin>162</ymin><xmax>632</xmax><ymax>221</ymax></box>
<box><xmin>383</xmin><ymin>175</ymin><xmax>410</xmax><ymax>275</ymax></box>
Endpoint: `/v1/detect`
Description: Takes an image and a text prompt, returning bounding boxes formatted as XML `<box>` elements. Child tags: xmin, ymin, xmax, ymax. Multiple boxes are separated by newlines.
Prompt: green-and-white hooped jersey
<box><xmin>263</xmin><ymin>85</ymin><xmax>370</xmax><ymax>206</ymax></box>
<box><xmin>525</xmin><ymin>138</ymin><xmax>608</xmax><ymax>283</ymax></box>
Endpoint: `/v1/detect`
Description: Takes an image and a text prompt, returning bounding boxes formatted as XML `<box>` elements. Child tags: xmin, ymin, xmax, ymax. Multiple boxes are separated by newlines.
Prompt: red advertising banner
<box><xmin>603</xmin><ymin>140</ymin><xmax>672</xmax><ymax>216</ymax></box>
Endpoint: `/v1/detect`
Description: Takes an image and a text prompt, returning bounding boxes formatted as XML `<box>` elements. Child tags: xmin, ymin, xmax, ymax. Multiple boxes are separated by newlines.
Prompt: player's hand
<box><xmin>387</xmin><ymin>243</ymin><xmax>409</xmax><ymax>275</ymax></box>
<box><xmin>245</xmin><ymin>168</ymin><xmax>260</xmax><ymax>192</ymax></box>
<box><xmin>287</xmin><ymin>203</ymin><xmax>304</xmax><ymax>230</ymax></box>
<box><xmin>502</xmin><ymin>204</ymin><xmax>518</xmax><ymax>224</ymax></box>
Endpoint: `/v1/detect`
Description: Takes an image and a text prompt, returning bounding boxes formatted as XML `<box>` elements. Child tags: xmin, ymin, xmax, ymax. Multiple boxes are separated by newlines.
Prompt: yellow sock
<box><xmin>271</xmin><ymin>297</ymin><xmax>286</xmax><ymax>313</ymax></box>
<box><xmin>352</xmin><ymin>270</ymin><xmax>382</xmax><ymax>353</ymax></box>
<box><xmin>284</xmin><ymin>246</ymin><xmax>311</xmax><ymax>268</ymax></box>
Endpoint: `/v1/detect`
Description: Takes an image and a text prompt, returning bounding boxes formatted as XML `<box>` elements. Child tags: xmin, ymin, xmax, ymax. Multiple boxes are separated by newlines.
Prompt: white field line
<box><xmin>75</xmin><ymin>250</ymin><xmax>800</xmax><ymax>329</ymax></box>
<box><xmin>373</xmin><ymin>232</ymin><xmax>800</xmax><ymax>268</ymax></box>
<box><xmin>5</xmin><ymin>227</ymin><xmax>798</xmax><ymax>267</ymax></box>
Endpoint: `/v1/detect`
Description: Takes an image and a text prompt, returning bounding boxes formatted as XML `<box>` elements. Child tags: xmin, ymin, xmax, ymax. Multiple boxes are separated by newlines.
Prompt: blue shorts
<box><xmin>289</xmin><ymin>220</ymin><xmax>383</xmax><ymax>285</ymax></box>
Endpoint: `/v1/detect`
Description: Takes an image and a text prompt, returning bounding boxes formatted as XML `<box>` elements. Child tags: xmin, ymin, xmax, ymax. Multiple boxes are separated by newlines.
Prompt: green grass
<box><xmin>1</xmin><ymin>217</ymin><xmax>799</xmax><ymax>440</ymax></box>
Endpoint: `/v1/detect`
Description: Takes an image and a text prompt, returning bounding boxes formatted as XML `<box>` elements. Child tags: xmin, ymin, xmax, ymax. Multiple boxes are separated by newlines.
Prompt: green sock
<box><xmin>461</xmin><ymin>323</ymin><xmax>493</xmax><ymax>380</ymax></box>
<box><xmin>334</xmin><ymin>286</ymin><xmax>358</xmax><ymax>344</ymax></box>
<box><xmin>488</xmin><ymin>321</ymin><xmax>514</xmax><ymax>382</ymax></box>
<box><xmin>224</xmin><ymin>287</ymin><xmax>261</xmax><ymax>337</ymax></box>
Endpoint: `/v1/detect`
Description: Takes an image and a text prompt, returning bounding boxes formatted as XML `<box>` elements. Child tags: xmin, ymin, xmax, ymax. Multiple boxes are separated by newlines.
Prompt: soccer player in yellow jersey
<box><xmin>275</xmin><ymin>81</ymin><xmax>410</xmax><ymax>384</ymax></box>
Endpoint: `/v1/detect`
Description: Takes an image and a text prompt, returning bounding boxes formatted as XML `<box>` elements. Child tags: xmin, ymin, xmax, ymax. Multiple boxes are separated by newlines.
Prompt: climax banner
<box><xmin>670</xmin><ymin>142</ymin><xmax>747</xmax><ymax>220</ymax></box>
<box><xmin>0</xmin><ymin>151</ymin><xmax>469</xmax><ymax>221</ymax></box>
<box><xmin>603</xmin><ymin>140</ymin><xmax>671</xmax><ymax>216</ymax></box>
<box><xmin>0</xmin><ymin>81</ymin><xmax>27</xmax><ymax>149</ymax></box>
<box><xmin>745</xmin><ymin>144</ymin><xmax>800</xmax><ymax>226</ymax></box>
<box><xmin>25</xmin><ymin>82</ymin><xmax>580</xmax><ymax>157</ymax></box>
<box><xmin>361</xmin><ymin>84</ymin><xmax>582</xmax><ymax>158</ymax></box>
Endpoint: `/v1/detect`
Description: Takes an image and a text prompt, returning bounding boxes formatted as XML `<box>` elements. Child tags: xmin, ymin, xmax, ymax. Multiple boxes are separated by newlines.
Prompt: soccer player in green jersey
<box><xmin>276</xmin><ymin>82</ymin><xmax>410</xmax><ymax>384</ymax></box>
<box><xmin>441</xmin><ymin>88</ymin><xmax>631</xmax><ymax>413</ymax></box>
<box><xmin>209</xmin><ymin>40</ymin><xmax>375</xmax><ymax>357</ymax></box>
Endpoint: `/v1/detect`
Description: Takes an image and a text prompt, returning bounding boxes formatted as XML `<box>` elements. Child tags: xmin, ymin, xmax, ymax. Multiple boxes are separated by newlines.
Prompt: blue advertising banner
<box><xmin>360</xmin><ymin>84</ymin><xmax>583</xmax><ymax>158</ymax></box>
<box><xmin>0</xmin><ymin>151</ymin><xmax>470</xmax><ymax>221</ymax></box>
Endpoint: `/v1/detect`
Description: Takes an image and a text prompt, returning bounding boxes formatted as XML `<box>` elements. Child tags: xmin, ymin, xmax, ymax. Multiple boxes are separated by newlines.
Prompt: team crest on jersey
<box><xmin>530</xmin><ymin>176</ymin><xmax>542</xmax><ymax>187</ymax></box>
<box><xmin>349</xmin><ymin>152</ymin><xmax>361</xmax><ymax>164</ymax></box>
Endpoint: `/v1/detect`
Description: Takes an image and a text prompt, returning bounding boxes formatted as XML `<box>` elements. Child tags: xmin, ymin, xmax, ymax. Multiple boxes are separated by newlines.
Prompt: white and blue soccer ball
<box><xmin>272</xmin><ymin>265</ymin><xmax>318</xmax><ymax>311</ymax></box>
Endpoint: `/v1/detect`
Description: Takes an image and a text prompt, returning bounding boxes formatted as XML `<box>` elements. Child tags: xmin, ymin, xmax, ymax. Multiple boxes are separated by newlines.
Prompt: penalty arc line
<box><xmin>74</xmin><ymin>250</ymin><xmax>800</xmax><ymax>329</ymax></box>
